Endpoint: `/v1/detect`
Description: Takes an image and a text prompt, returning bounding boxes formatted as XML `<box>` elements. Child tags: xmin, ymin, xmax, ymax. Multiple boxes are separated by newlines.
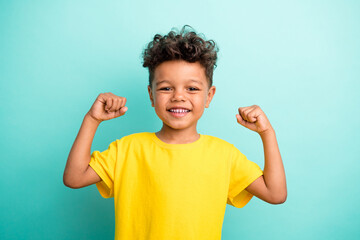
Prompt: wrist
<box><xmin>85</xmin><ymin>113</ymin><xmax>102</xmax><ymax>125</ymax></box>
<box><xmin>259</xmin><ymin>126</ymin><xmax>275</xmax><ymax>138</ymax></box>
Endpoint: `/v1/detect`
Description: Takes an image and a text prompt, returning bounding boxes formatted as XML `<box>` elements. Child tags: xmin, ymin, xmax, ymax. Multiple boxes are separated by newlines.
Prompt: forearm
<box><xmin>260</xmin><ymin>128</ymin><xmax>287</xmax><ymax>202</ymax></box>
<box><xmin>63</xmin><ymin>113</ymin><xmax>101</xmax><ymax>185</ymax></box>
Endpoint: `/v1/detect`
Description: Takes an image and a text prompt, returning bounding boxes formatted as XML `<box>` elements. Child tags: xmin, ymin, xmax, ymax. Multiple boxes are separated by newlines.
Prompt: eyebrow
<box><xmin>156</xmin><ymin>79</ymin><xmax>203</xmax><ymax>86</ymax></box>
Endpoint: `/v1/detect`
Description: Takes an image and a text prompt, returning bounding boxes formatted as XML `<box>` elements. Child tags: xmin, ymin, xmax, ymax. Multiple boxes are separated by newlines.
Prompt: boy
<box><xmin>63</xmin><ymin>25</ymin><xmax>287</xmax><ymax>240</ymax></box>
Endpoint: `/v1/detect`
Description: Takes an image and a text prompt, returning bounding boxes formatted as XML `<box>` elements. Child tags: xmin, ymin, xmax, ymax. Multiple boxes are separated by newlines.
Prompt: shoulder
<box><xmin>116</xmin><ymin>132</ymin><xmax>153</xmax><ymax>145</ymax></box>
<box><xmin>201</xmin><ymin>134</ymin><xmax>236</xmax><ymax>150</ymax></box>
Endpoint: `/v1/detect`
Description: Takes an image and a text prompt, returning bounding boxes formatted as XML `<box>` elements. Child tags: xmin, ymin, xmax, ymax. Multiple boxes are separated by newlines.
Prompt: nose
<box><xmin>171</xmin><ymin>89</ymin><xmax>185</xmax><ymax>102</ymax></box>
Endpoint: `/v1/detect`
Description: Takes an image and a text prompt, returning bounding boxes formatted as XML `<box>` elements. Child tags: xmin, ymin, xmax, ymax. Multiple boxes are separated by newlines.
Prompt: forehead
<box><xmin>153</xmin><ymin>60</ymin><xmax>208</xmax><ymax>86</ymax></box>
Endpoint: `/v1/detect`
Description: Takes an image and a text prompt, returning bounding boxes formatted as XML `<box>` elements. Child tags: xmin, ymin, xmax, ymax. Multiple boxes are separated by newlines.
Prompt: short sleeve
<box><xmin>227</xmin><ymin>146</ymin><xmax>263</xmax><ymax>208</ymax></box>
<box><xmin>89</xmin><ymin>140</ymin><xmax>118</xmax><ymax>198</ymax></box>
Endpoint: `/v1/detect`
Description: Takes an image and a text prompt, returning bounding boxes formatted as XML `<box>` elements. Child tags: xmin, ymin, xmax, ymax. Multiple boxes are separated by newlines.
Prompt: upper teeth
<box><xmin>169</xmin><ymin>109</ymin><xmax>189</xmax><ymax>113</ymax></box>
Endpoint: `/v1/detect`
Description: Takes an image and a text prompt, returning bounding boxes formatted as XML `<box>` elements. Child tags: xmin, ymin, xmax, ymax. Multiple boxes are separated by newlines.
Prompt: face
<box><xmin>148</xmin><ymin>60</ymin><xmax>216</xmax><ymax>132</ymax></box>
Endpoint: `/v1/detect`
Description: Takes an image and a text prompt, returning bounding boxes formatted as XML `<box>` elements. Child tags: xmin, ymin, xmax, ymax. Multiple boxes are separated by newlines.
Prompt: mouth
<box><xmin>167</xmin><ymin>108</ymin><xmax>191</xmax><ymax>118</ymax></box>
<box><xmin>167</xmin><ymin>108</ymin><xmax>191</xmax><ymax>113</ymax></box>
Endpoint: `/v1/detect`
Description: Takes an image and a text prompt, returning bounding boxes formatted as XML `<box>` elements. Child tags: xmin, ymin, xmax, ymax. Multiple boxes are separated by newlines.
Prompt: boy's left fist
<box><xmin>236</xmin><ymin>105</ymin><xmax>273</xmax><ymax>135</ymax></box>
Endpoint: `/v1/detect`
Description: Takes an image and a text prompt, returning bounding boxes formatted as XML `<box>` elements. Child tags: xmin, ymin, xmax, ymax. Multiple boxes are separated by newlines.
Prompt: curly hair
<box><xmin>142</xmin><ymin>25</ymin><xmax>219</xmax><ymax>88</ymax></box>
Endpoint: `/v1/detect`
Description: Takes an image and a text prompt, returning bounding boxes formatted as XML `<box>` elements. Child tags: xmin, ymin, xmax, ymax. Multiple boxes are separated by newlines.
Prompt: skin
<box><xmin>64</xmin><ymin>59</ymin><xmax>287</xmax><ymax>205</ymax></box>
<box><xmin>148</xmin><ymin>60</ymin><xmax>216</xmax><ymax>144</ymax></box>
<box><xmin>236</xmin><ymin>106</ymin><xmax>287</xmax><ymax>204</ymax></box>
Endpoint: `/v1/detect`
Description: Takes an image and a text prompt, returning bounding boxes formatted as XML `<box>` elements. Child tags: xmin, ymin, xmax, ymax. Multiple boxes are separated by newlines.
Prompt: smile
<box><xmin>167</xmin><ymin>108</ymin><xmax>191</xmax><ymax>118</ymax></box>
<box><xmin>168</xmin><ymin>109</ymin><xmax>190</xmax><ymax>113</ymax></box>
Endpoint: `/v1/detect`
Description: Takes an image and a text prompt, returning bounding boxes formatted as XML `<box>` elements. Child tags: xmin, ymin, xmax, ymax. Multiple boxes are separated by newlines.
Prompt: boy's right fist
<box><xmin>87</xmin><ymin>92</ymin><xmax>128</xmax><ymax>123</ymax></box>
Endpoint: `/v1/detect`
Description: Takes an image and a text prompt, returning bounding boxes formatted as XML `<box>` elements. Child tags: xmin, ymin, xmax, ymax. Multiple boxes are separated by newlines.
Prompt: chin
<box><xmin>163</xmin><ymin>122</ymin><xmax>194</xmax><ymax>130</ymax></box>
<box><xmin>167</xmin><ymin>124</ymin><xmax>189</xmax><ymax>130</ymax></box>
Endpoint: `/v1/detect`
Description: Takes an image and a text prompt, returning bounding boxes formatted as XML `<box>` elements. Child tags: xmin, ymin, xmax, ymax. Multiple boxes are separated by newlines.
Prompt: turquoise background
<box><xmin>1</xmin><ymin>0</ymin><xmax>359</xmax><ymax>239</ymax></box>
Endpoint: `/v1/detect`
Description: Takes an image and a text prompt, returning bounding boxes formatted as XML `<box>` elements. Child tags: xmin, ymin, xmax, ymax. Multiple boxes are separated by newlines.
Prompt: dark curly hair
<box><xmin>142</xmin><ymin>25</ymin><xmax>219</xmax><ymax>89</ymax></box>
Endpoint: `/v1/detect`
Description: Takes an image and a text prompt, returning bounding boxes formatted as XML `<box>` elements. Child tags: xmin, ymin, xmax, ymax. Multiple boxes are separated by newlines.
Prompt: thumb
<box><xmin>236</xmin><ymin>113</ymin><xmax>258</xmax><ymax>132</ymax></box>
<box><xmin>236</xmin><ymin>114</ymin><xmax>246</xmax><ymax>126</ymax></box>
<box><xmin>120</xmin><ymin>106</ymin><xmax>128</xmax><ymax>115</ymax></box>
<box><xmin>114</xmin><ymin>106</ymin><xmax>128</xmax><ymax>118</ymax></box>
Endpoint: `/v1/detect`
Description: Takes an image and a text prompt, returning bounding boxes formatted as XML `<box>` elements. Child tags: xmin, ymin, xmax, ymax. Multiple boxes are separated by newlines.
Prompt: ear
<box><xmin>205</xmin><ymin>86</ymin><xmax>216</xmax><ymax>108</ymax></box>
<box><xmin>147</xmin><ymin>85</ymin><xmax>155</xmax><ymax>107</ymax></box>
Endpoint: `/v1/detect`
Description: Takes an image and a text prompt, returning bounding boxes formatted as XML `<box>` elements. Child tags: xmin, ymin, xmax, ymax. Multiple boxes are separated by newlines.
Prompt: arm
<box><xmin>246</xmin><ymin>128</ymin><xmax>287</xmax><ymax>204</ymax></box>
<box><xmin>236</xmin><ymin>105</ymin><xmax>287</xmax><ymax>204</ymax></box>
<box><xmin>63</xmin><ymin>114</ymin><xmax>102</xmax><ymax>189</ymax></box>
<box><xmin>63</xmin><ymin>92</ymin><xmax>128</xmax><ymax>189</ymax></box>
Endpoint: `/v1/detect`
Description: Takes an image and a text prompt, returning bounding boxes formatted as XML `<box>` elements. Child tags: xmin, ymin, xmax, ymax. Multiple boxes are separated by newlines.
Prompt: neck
<box><xmin>156</xmin><ymin>125</ymin><xmax>200</xmax><ymax>144</ymax></box>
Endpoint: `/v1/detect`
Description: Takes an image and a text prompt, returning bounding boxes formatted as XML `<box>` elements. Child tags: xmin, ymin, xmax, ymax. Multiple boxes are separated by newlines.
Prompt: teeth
<box><xmin>169</xmin><ymin>109</ymin><xmax>189</xmax><ymax>113</ymax></box>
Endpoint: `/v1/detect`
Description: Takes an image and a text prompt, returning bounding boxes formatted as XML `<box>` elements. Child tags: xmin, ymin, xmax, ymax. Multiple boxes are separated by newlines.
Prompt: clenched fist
<box><xmin>236</xmin><ymin>105</ymin><xmax>273</xmax><ymax>135</ymax></box>
<box><xmin>87</xmin><ymin>92</ymin><xmax>128</xmax><ymax>123</ymax></box>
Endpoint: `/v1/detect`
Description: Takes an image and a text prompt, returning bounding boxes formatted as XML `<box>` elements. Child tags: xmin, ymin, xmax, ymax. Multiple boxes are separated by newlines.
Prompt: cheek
<box><xmin>193</xmin><ymin>97</ymin><xmax>207</xmax><ymax>110</ymax></box>
<box><xmin>154</xmin><ymin>95</ymin><xmax>166</xmax><ymax>108</ymax></box>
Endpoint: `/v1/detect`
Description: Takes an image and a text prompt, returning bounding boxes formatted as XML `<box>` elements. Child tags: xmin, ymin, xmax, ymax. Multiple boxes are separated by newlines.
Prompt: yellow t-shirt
<box><xmin>89</xmin><ymin>132</ymin><xmax>263</xmax><ymax>240</ymax></box>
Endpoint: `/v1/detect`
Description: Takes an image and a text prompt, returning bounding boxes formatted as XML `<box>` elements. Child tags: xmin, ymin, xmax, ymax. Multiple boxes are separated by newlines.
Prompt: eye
<box><xmin>159</xmin><ymin>87</ymin><xmax>171</xmax><ymax>91</ymax></box>
<box><xmin>188</xmin><ymin>87</ymin><xmax>200</xmax><ymax>91</ymax></box>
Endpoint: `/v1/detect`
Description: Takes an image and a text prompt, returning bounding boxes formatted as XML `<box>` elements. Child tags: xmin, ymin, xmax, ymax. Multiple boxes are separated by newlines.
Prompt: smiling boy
<box><xmin>63</xmin><ymin>25</ymin><xmax>287</xmax><ymax>240</ymax></box>
<box><xmin>148</xmin><ymin>60</ymin><xmax>215</xmax><ymax>143</ymax></box>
